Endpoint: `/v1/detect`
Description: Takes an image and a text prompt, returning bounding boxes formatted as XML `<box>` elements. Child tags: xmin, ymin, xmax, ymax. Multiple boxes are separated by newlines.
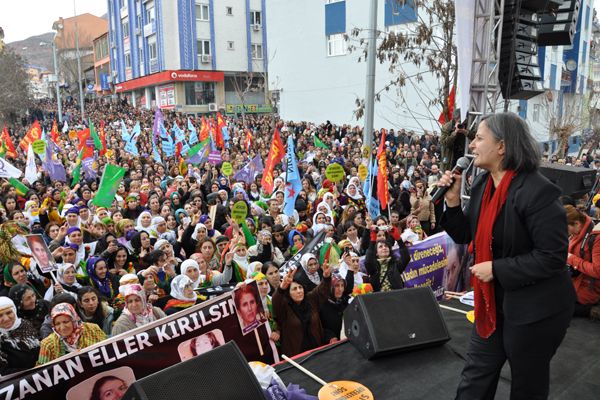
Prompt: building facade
<box><xmin>92</xmin><ymin>32</ymin><xmax>112</xmax><ymax>97</ymax></box>
<box><xmin>107</xmin><ymin>0</ymin><xmax>269</xmax><ymax>115</ymax></box>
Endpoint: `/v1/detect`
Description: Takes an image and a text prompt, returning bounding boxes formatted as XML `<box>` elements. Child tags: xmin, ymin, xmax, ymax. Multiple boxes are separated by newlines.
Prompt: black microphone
<box><xmin>431</xmin><ymin>157</ymin><xmax>471</xmax><ymax>205</ymax></box>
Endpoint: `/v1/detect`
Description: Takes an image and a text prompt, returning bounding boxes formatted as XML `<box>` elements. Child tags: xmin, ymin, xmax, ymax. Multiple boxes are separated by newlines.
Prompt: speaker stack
<box><xmin>537</xmin><ymin>1</ymin><xmax>581</xmax><ymax>46</ymax></box>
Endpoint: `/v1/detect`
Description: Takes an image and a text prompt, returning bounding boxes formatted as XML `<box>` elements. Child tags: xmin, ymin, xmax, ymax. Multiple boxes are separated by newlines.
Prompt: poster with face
<box><xmin>177</xmin><ymin>329</ymin><xmax>225</xmax><ymax>362</ymax></box>
<box><xmin>26</xmin><ymin>234</ymin><xmax>58</xmax><ymax>273</ymax></box>
<box><xmin>233</xmin><ymin>282</ymin><xmax>267</xmax><ymax>335</ymax></box>
<box><xmin>66</xmin><ymin>366</ymin><xmax>135</xmax><ymax>400</ymax></box>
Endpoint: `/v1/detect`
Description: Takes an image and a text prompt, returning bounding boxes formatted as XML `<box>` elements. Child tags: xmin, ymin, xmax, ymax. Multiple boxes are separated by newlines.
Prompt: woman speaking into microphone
<box><xmin>439</xmin><ymin>112</ymin><xmax>575</xmax><ymax>400</ymax></box>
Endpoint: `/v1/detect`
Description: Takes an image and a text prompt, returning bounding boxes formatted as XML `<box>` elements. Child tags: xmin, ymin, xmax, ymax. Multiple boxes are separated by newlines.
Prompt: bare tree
<box><xmin>229</xmin><ymin>72</ymin><xmax>265</xmax><ymax>126</ymax></box>
<box><xmin>347</xmin><ymin>0</ymin><xmax>457</xmax><ymax>127</ymax></box>
<box><xmin>0</xmin><ymin>47</ymin><xmax>32</xmax><ymax>124</ymax></box>
<box><xmin>579</xmin><ymin>90</ymin><xmax>600</xmax><ymax>158</ymax></box>
<box><xmin>543</xmin><ymin>91</ymin><xmax>585</xmax><ymax>159</ymax></box>
<box><xmin>56</xmin><ymin>29</ymin><xmax>94</xmax><ymax>99</ymax></box>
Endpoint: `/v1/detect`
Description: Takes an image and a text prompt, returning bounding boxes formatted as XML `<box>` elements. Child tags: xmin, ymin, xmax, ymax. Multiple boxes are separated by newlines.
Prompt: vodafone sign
<box><xmin>115</xmin><ymin>70</ymin><xmax>224</xmax><ymax>92</ymax></box>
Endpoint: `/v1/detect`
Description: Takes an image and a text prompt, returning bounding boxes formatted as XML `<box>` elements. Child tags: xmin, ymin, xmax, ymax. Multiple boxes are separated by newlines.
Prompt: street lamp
<box><xmin>41</xmin><ymin>39</ymin><xmax>63</xmax><ymax>123</ymax></box>
<box><xmin>73</xmin><ymin>0</ymin><xmax>85</xmax><ymax>121</ymax></box>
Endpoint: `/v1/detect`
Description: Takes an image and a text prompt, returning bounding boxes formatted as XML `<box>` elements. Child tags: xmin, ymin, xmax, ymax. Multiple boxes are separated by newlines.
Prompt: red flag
<box><xmin>1</xmin><ymin>126</ymin><xmax>17</xmax><ymax>159</ymax></box>
<box><xmin>438</xmin><ymin>86</ymin><xmax>456</xmax><ymax>124</ymax></box>
<box><xmin>199</xmin><ymin>117</ymin><xmax>209</xmax><ymax>142</ymax></box>
<box><xmin>212</xmin><ymin>118</ymin><xmax>224</xmax><ymax>149</ymax></box>
<box><xmin>377</xmin><ymin>129</ymin><xmax>390</xmax><ymax>210</ymax></box>
<box><xmin>19</xmin><ymin>120</ymin><xmax>42</xmax><ymax>152</ymax></box>
<box><xmin>51</xmin><ymin>120</ymin><xmax>60</xmax><ymax>144</ymax></box>
<box><xmin>99</xmin><ymin>121</ymin><xmax>107</xmax><ymax>156</ymax></box>
<box><xmin>261</xmin><ymin>129</ymin><xmax>286</xmax><ymax>194</ymax></box>
<box><xmin>77</xmin><ymin>128</ymin><xmax>94</xmax><ymax>160</ymax></box>
<box><xmin>245</xmin><ymin>129</ymin><xmax>253</xmax><ymax>153</ymax></box>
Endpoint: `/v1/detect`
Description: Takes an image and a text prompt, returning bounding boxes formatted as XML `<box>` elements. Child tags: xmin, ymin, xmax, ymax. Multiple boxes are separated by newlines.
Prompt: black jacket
<box><xmin>441</xmin><ymin>170</ymin><xmax>576</xmax><ymax>325</ymax></box>
<box><xmin>364</xmin><ymin>235</ymin><xmax>410</xmax><ymax>292</ymax></box>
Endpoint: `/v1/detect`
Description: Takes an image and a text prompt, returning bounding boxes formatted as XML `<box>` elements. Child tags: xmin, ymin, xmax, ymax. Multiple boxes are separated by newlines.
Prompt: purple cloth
<box><xmin>66</xmin><ymin>227</ymin><xmax>81</xmax><ymax>235</ymax></box>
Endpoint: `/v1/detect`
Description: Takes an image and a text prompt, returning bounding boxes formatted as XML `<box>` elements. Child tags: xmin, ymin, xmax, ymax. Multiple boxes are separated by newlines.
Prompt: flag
<box><xmin>284</xmin><ymin>136</ymin><xmax>302</xmax><ymax>215</ymax></box>
<box><xmin>186</xmin><ymin>138</ymin><xmax>211</xmax><ymax>164</ymax></box>
<box><xmin>245</xmin><ymin>129</ymin><xmax>253</xmax><ymax>153</ymax></box>
<box><xmin>199</xmin><ymin>117</ymin><xmax>209</xmax><ymax>142</ymax></box>
<box><xmin>8</xmin><ymin>178</ymin><xmax>28</xmax><ymax>196</ymax></box>
<box><xmin>319</xmin><ymin>241</ymin><xmax>341</xmax><ymax>266</ymax></box>
<box><xmin>62</xmin><ymin>120</ymin><xmax>69</xmax><ymax>134</ymax></box>
<box><xmin>173</xmin><ymin>123</ymin><xmax>185</xmax><ymax>143</ymax></box>
<box><xmin>314</xmin><ymin>135</ymin><xmax>329</xmax><ymax>149</ymax></box>
<box><xmin>232</xmin><ymin>154</ymin><xmax>264</xmax><ymax>183</ymax></box>
<box><xmin>188</xmin><ymin>118</ymin><xmax>198</xmax><ymax>145</ymax></box>
<box><xmin>377</xmin><ymin>129</ymin><xmax>390</xmax><ymax>210</ymax></box>
<box><xmin>25</xmin><ymin>145</ymin><xmax>38</xmax><ymax>184</ymax></box>
<box><xmin>72</xmin><ymin>149</ymin><xmax>84</xmax><ymax>186</ymax></box>
<box><xmin>82</xmin><ymin>157</ymin><xmax>97</xmax><ymax>180</ymax></box>
<box><xmin>216</xmin><ymin>112</ymin><xmax>229</xmax><ymax>145</ymax></box>
<box><xmin>0</xmin><ymin>142</ymin><xmax>7</xmax><ymax>158</ymax></box>
<box><xmin>89</xmin><ymin>119</ymin><xmax>103</xmax><ymax>150</ymax></box>
<box><xmin>19</xmin><ymin>120</ymin><xmax>42</xmax><ymax>152</ymax></box>
<box><xmin>438</xmin><ymin>85</ymin><xmax>456</xmax><ymax>124</ymax></box>
<box><xmin>0</xmin><ymin>159</ymin><xmax>23</xmax><ymax>179</ymax></box>
<box><xmin>91</xmin><ymin>164</ymin><xmax>127</xmax><ymax>207</ymax></box>
<box><xmin>77</xmin><ymin>128</ymin><xmax>94</xmax><ymax>160</ymax></box>
<box><xmin>44</xmin><ymin>140</ymin><xmax>66</xmax><ymax>182</ymax></box>
<box><xmin>179</xmin><ymin>157</ymin><xmax>188</xmax><ymax>176</ymax></box>
<box><xmin>121</xmin><ymin>120</ymin><xmax>131</xmax><ymax>142</ymax></box>
<box><xmin>124</xmin><ymin>122</ymin><xmax>140</xmax><ymax>156</ymax></box>
<box><xmin>211</xmin><ymin>117</ymin><xmax>224</xmax><ymax>149</ymax></box>
<box><xmin>51</xmin><ymin>120</ymin><xmax>60</xmax><ymax>144</ymax></box>
<box><xmin>261</xmin><ymin>129</ymin><xmax>285</xmax><ymax>194</ymax></box>
<box><xmin>152</xmin><ymin>137</ymin><xmax>162</xmax><ymax>164</ymax></box>
<box><xmin>363</xmin><ymin>157</ymin><xmax>379</xmax><ymax>219</ymax></box>
<box><xmin>99</xmin><ymin>121</ymin><xmax>107</xmax><ymax>156</ymax></box>
<box><xmin>160</xmin><ymin>123</ymin><xmax>175</xmax><ymax>157</ymax></box>
<box><xmin>1</xmin><ymin>127</ymin><xmax>17</xmax><ymax>159</ymax></box>
<box><xmin>153</xmin><ymin>109</ymin><xmax>164</xmax><ymax>140</ymax></box>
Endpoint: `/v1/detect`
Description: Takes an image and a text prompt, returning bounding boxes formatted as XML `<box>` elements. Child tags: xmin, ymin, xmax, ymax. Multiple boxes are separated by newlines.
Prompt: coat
<box><xmin>441</xmin><ymin>170</ymin><xmax>576</xmax><ymax>325</ymax></box>
<box><xmin>111</xmin><ymin>307</ymin><xmax>166</xmax><ymax>336</ymax></box>
<box><xmin>364</xmin><ymin>231</ymin><xmax>410</xmax><ymax>292</ymax></box>
<box><xmin>567</xmin><ymin>218</ymin><xmax>600</xmax><ymax>305</ymax></box>
<box><xmin>272</xmin><ymin>277</ymin><xmax>331</xmax><ymax>357</ymax></box>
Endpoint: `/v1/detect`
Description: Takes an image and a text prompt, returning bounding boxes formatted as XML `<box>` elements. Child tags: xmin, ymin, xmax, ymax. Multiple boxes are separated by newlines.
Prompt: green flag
<box><xmin>91</xmin><ymin>163</ymin><xmax>127</xmax><ymax>207</ymax></box>
<box><xmin>89</xmin><ymin>120</ymin><xmax>103</xmax><ymax>151</ymax></box>
<box><xmin>0</xmin><ymin>141</ymin><xmax>7</xmax><ymax>159</ymax></box>
<box><xmin>8</xmin><ymin>178</ymin><xmax>28</xmax><ymax>197</ymax></box>
<box><xmin>186</xmin><ymin>137</ymin><xmax>210</xmax><ymax>157</ymax></box>
<box><xmin>314</xmin><ymin>135</ymin><xmax>329</xmax><ymax>149</ymax></box>
<box><xmin>71</xmin><ymin>149</ymin><xmax>84</xmax><ymax>186</ymax></box>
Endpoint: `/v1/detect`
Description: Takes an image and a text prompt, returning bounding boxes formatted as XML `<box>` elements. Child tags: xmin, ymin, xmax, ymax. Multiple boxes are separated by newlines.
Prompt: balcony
<box><xmin>144</xmin><ymin>21</ymin><xmax>156</xmax><ymax>37</ymax></box>
<box><xmin>149</xmin><ymin>59</ymin><xmax>159</xmax><ymax>73</ymax></box>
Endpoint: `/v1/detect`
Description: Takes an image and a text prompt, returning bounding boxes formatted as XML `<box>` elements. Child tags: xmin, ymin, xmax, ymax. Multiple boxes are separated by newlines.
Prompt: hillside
<box><xmin>7</xmin><ymin>32</ymin><xmax>57</xmax><ymax>71</ymax></box>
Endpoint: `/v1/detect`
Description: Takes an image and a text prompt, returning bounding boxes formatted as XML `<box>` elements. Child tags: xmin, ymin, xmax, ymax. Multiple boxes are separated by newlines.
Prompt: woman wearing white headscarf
<box><xmin>0</xmin><ymin>297</ymin><xmax>40</xmax><ymax>374</ymax></box>
<box><xmin>111</xmin><ymin>284</ymin><xmax>166</xmax><ymax>336</ymax></box>
<box><xmin>181</xmin><ymin>260</ymin><xmax>202</xmax><ymax>289</ymax></box>
<box><xmin>43</xmin><ymin>264</ymin><xmax>82</xmax><ymax>301</ymax></box>
<box><xmin>164</xmin><ymin>275</ymin><xmax>201</xmax><ymax>315</ymax></box>
<box><xmin>135</xmin><ymin>211</ymin><xmax>153</xmax><ymax>234</ymax></box>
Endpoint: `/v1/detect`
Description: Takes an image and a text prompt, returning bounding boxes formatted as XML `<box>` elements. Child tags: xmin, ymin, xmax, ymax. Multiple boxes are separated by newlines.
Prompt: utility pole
<box><xmin>362</xmin><ymin>0</ymin><xmax>378</xmax><ymax>160</ymax></box>
<box><xmin>52</xmin><ymin>40</ymin><xmax>63</xmax><ymax>123</ymax></box>
<box><xmin>74</xmin><ymin>0</ymin><xmax>85</xmax><ymax>121</ymax></box>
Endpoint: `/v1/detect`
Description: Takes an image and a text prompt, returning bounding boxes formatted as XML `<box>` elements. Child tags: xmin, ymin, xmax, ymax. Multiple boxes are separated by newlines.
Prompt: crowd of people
<box><xmin>0</xmin><ymin>98</ymin><xmax>598</xmax><ymax>384</ymax></box>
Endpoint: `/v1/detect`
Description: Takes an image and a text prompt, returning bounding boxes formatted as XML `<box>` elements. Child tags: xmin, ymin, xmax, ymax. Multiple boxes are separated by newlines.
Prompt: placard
<box><xmin>32</xmin><ymin>140</ymin><xmax>46</xmax><ymax>155</ymax></box>
<box><xmin>231</xmin><ymin>201</ymin><xmax>248</xmax><ymax>223</ymax></box>
<box><xmin>25</xmin><ymin>234</ymin><xmax>58</xmax><ymax>273</ymax></box>
<box><xmin>221</xmin><ymin>162</ymin><xmax>233</xmax><ymax>176</ymax></box>
<box><xmin>325</xmin><ymin>163</ymin><xmax>345</xmax><ymax>183</ymax></box>
<box><xmin>358</xmin><ymin>164</ymin><xmax>368</xmax><ymax>181</ymax></box>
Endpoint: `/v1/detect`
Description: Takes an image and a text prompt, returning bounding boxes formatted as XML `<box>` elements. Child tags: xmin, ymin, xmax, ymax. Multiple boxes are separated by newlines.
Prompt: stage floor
<box><xmin>275</xmin><ymin>300</ymin><xmax>600</xmax><ymax>399</ymax></box>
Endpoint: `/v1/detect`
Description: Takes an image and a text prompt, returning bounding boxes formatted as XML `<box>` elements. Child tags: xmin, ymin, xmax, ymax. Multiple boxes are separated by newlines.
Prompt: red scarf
<box><xmin>471</xmin><ymin>170</ymin><xmax>516</xmax><ymax>338</ymax></box>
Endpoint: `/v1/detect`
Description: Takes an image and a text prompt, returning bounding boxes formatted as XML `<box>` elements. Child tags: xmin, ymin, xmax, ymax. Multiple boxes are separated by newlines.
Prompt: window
<box><xmin>122</xmin><ymin>20</ymin><xmax>129</xmax><ymax>38</ymax></box>
<box><xmin>145</xmin><ymin>7</ymin><xmax>155</xmax><ymax>25</ymax></box>
<box><xmin>136</xmin><ymin>15</ymin><xmax>142</xmax><ymax>31</ymax></box>
<box><xmin>149</xmin><ymin>42</ymin><xmax>158</xmax><ymax>60</ymax></box>
<box><xmin>197</xmin><ymin>40</ymin><xmax>211</xmax><ymax>56</ymax></box>
<box><xmin>125</xmin><ymin>53</ymin><xmax>132</xmax><ymax>68</ymax></box>
<box><xmin>533</xmin><ymin>104</ymin><xmax>540</xmax><ymax>122</ymax></box>
<box><xmin>196</xmin><ymin>4</ymin><xmax>209</xmax><ymax>21</ymax></box>
<box><xmin>251</xmin><ymin>43</ymin><xmax>263</xmax><ymax>59</ymax></box>
<box><xmin>327</xmin><ymin>33</ymin><xmax>346</xmax><ymax>56</ymax></box>
<box><xmin>226</xmin><ymin>6</ymin><xmax>233</xmax><ymax>15</ymax></box>
<box><xmin>250</xmin><ymin>11</ymin><xmax>261</xmax><ymax>26</ymax></box>
<box><xmin>185</xmin><ymin>82</ymin><xmax>215</xmax><ymax>105</ymax></box>
<box><xmin>138</xmin><ymin>47</ymin><xmax>143</xmax><ymax>62</ymax></box>
<box><xmin>227</xmin><ymin>41</ymin><xmax>234</xmax><ymax>50</ymax></box>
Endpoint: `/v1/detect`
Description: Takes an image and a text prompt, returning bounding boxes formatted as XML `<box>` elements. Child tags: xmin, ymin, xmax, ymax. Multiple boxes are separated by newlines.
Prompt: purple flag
<box><xmin>43</xmin><ymin>140</ymin><xmax>67</xmax><ymax>182</ymax></box>
<box><xmin>81</xmin><ymin>157</ymin><xmax>97</xmax><ymax>180</ymax></box>
<box><xmin>232</xmin><ymin>155</ymin><xmax>264</xmax><ymax>183</ymax></box>
<box><xmin>153</xmin><ymin>108</ymin><xmax>164</xmax><ymax>141</ymax></box>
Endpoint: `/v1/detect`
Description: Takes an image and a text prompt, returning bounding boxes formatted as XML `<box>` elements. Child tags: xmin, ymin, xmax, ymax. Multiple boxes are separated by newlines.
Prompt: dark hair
<box><xmin>90</xmin><ymin>375</ymin><xmax>126</xmax><ymax>400</ymax></box>
<box><xmin>234</xmin><ymin>284</ymin><xmax>260</xmax><ymax>312</ymax></box>
<box><xmin>50</xmin><ymin>292</ymin><xmax>77</xmax><ymax>309</ymax></box>
<box><xmin>77</xmin><ymin>286</ymin><xmax>106</xmax><ymax>324</ymax></box>
<box><xmin>481</xmin><ymin>112</ymin><xmax>540</xmax><ymax>172</ymax></box>
<box><xmin>142</xmin><ymin>249</ymin><xmax>165</xmax><ymax>266</ymax></box>
<box><xmin>190</xmin><ymin>332</ymin><xmax>220</xmax><ymax>356</ymax></box>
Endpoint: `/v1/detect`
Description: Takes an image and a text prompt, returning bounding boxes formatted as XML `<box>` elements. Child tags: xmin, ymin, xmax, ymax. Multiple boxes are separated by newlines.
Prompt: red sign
<box><xmin>114</xmin><ymin>70</ymin><xmax>224</xmax><ymax>92</ymax></box>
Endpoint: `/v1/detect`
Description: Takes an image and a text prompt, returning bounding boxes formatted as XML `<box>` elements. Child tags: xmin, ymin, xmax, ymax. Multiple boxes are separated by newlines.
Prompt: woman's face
<box><xmin>334</xmin><ymin>280</ymin><xmax>345</xmax><ymax>299</ymax></box>
<box><xmin>95</xmin><ymin>261</ymin><xmax>108</xmax><ymax>279</ymax></box>
<box><xmin>348</xmin><ymin>185</ymin><xmax>357</xmax><ymax>196</ymax></box>
<box><xmin>292</xmin><ymin>235</ymin><xmax>303</xmax><ymax>249</ymax></box>
<box><xmin>80</xmin><ymin>292</ymin><xmax>99</xmax><ymax>315</ymax></box>
<box><xmin>126</xmin><ymin>295</ymin><xmax>144</xmax><ymax>314</ymax></box>
<box><xmin>123</xmin><ymin>221</ymin><xmax>134</xmax><ymax>233</ymax></box>
<box><xmin>21</xmin><ymin>289</ymin><xmax>37</xmax><ymax>311</ymax></box>
<box><xmin>346</xmin><ymin>226</ymin><xmax>357</xmax><ymax>238</ymax></box>
<box><xmin>238</xmin><ymin>292</ymin><xmax>257</xmax><ymax>325</ymax></box>
<box><xmin>141</xmin><ymin>213</ymin><xmax>151</xmax><ymax>227</ymax></box>
<box><xmin>185</xmin><ymin>266</ymin><xmax>200</xmax><ymax>283</ymax></box>
<box><xmin>265</xmin><ymin>266</ymin><xmax>280</xmax><ymax>288</ymax></box>
<box><xmin>377</xmin><ymin>242</ymin><xmax>390</xmax><ymax>258</ymax></box>
<box><xmin>12</xmin><ymin>212</ymin><xmax>25</xmax><ymax>223</ymax></box>
<box><xmin>201</xmin><ymin>242</ymin><xmax>214</xmax><ymax>259</ymax></box>
<box><xmin>568</xmin><ymin>222</ymin><xmax>582</xmax><ymax>236</ymax></box>
<box><xmin>11</xmin><ymin>265</ymin><xmax>27</xmax><ymax>285</ymax></box>
<box><xmin>289</xmin><ymin>282</ymin><xmax>304</xmax><ymax>303</ymax></box>
<box><xmin>115</xmin><ymin>249</ymin><xmax>128</xmax><ymax>267</ymax></box>
<box><xmin>63</xmin><ymin>267</ymin><xmax>76</xmax><ymax>284</ymax></box>
<box><xmin>469</xmin><ymin>121</ymin><xmax>504</xmax><ymax>171</ymax></box>
<box><xmin>166</xmin><ymin>215</ymin><xmax>177</xmax><ymax>229</ymax></box>
<box><xmin>316</xmin><ymin>213</ymin><xmax>326</xmax><ymax>224</ymax></box>
<box><xmin>112</xmin><ymin>212</ymin><xmax>123</xmax><ymax>223</ymax></box>
<box><xmin>66</xmin><ymin>213</ymin><xmax>79</xmax><ymax>226</ymax></box>
<box><xmin>353</xmin><ymin>214</ymin><xmax>364</xmax><ymax>226</ymax></box>
<box><xmin>160</xmin><ymin>243</ymin><xmax>174</xmax><ymax>258</ymax></box>
<box><xmin>306</xmin><ymin>257</ymin><xmax>319</xmax><ymax>274</ymax></box>
<box><xmin>69</xmin><ymin>231</ymin><xmax>83</xmax><ymax>245</ymax></box>
<box><xmin>235</xmin><ymin>245</ymin><xmax>247</xmax><ymax>258</ymax></box>
<box><xmin>198</xmin><ymin>258</ymin><xmax>208</xmax><ymax>274</ymax></box>
<box><xmin>0</xmin><ymin>307</ymin><xmax>16</xmax><ymax>330</ymax></box>
<box><xmin>203</xmin><ymin>218</ymin><xmax>213</xmax><ymax>230</ymax></box>
<box><xmin>194</xmin><ymin>334</ymin><xmax>216</xmax><ymax>354</ymax></box>
<box><xmin>53</xmin><ymin>314</ymin><xmax>74</xmax><ymax>337</ymax></box>
<box><xmin>302</xmin><ymin>180</ymin><xmax>309</xmax><ymax>191</ymax></box>
<box><xmin>257</xmin><ymin>279</ymin><xmax>270</xmax><ymax>298</ymax></box>
<box><xmin>161</xmin><ymin>206</ymin><xmax>171</xmax><ymax>218</ymax></box>
<box><xmin>98</xmin><ymin>378</ymin><xmax>128</xmax><ymax>400</ymax></box>
<box><xmin>183</xmin><ymin>284</ymin><xmax>195</xmax><ymax>299</ymax></box>
<box><xmin>5</xmin><ymin>198</ymin><xmax>15</xmax><ymax>211</ymax></box>
<box><xmin>149</xmin><ymin>198</ymin><xmax>160</xmax><ymax>211</ymax></box>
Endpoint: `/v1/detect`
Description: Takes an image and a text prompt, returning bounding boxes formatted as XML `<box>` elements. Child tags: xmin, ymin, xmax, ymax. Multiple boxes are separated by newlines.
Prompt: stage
<box><xmin>275</xmin><ymin>300</ymin><xmax>600</xmax><ymax>399</ymax></box>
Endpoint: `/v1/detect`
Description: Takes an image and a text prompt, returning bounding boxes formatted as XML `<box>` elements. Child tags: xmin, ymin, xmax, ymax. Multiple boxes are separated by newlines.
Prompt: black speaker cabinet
<box><xmin>122</xmin><ymin>341</ymin><xmax>266</xmax><ymax>400</ymax></box>
<box><xmin>539</xmin><ymin>163</ymin><xmax>596</xmax><ymax>198</ymax></box>
<box><xmin>344</xmin><ymin>287</ymin><xmax>450</xmax><ymax>360</ymax></box>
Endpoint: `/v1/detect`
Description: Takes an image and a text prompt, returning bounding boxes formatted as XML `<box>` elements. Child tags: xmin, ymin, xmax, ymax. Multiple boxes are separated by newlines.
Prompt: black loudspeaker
<box><xmin>540</xmin><ymin>163</ymin><xmax>597</xmax><ymax>199</ymax></box>
<box><xmin>122</xmin><ymin>342</ymin><xmax>266</xmax><ymax>400</ymax></box>
<box><xmin>344</xmin><ymin>287</ymin><xmax>450</xmax><ymax>360</ymax></box>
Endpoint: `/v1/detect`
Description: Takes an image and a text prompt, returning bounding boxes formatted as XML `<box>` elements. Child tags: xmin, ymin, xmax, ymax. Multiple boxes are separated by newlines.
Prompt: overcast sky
<box><xmin>1</xmin><ymin>1</ymin><xmax>109</xmax><ymax>43</ymax></box>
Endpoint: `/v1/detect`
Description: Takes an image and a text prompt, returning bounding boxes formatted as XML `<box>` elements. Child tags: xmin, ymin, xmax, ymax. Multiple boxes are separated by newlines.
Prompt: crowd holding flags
<box><xmin>261</xmin><ymin>129</ymin><xmax>285</xmax><ymax>194</ymax></box>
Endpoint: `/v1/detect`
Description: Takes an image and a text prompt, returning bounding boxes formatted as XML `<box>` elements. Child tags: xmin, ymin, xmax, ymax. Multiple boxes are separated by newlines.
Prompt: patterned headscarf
<box><xmin>122</xmin><ymin>284</ymin><xmax>156</xmax><ymax>327</ymax></box>
<box><xmin>86</xmin><ymin>257</ymin><xmax>113</xmax><ymax>299</ymax></box>
<box><xmin>51</xmin><ymin>303</ymin><xmax>83</xmax><ymax>352</ymax></box>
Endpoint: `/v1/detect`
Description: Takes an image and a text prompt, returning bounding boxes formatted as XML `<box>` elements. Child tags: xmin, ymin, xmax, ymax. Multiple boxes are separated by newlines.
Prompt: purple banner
<box><xmin>208</xmin><ymin>151</ymin><xmax>222</xmax><ymax>165</ymax></box>
<box><xmin>400</xmin><ymin>232</ymin><xmax>449</xmax><ymax>299</ymax></box>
